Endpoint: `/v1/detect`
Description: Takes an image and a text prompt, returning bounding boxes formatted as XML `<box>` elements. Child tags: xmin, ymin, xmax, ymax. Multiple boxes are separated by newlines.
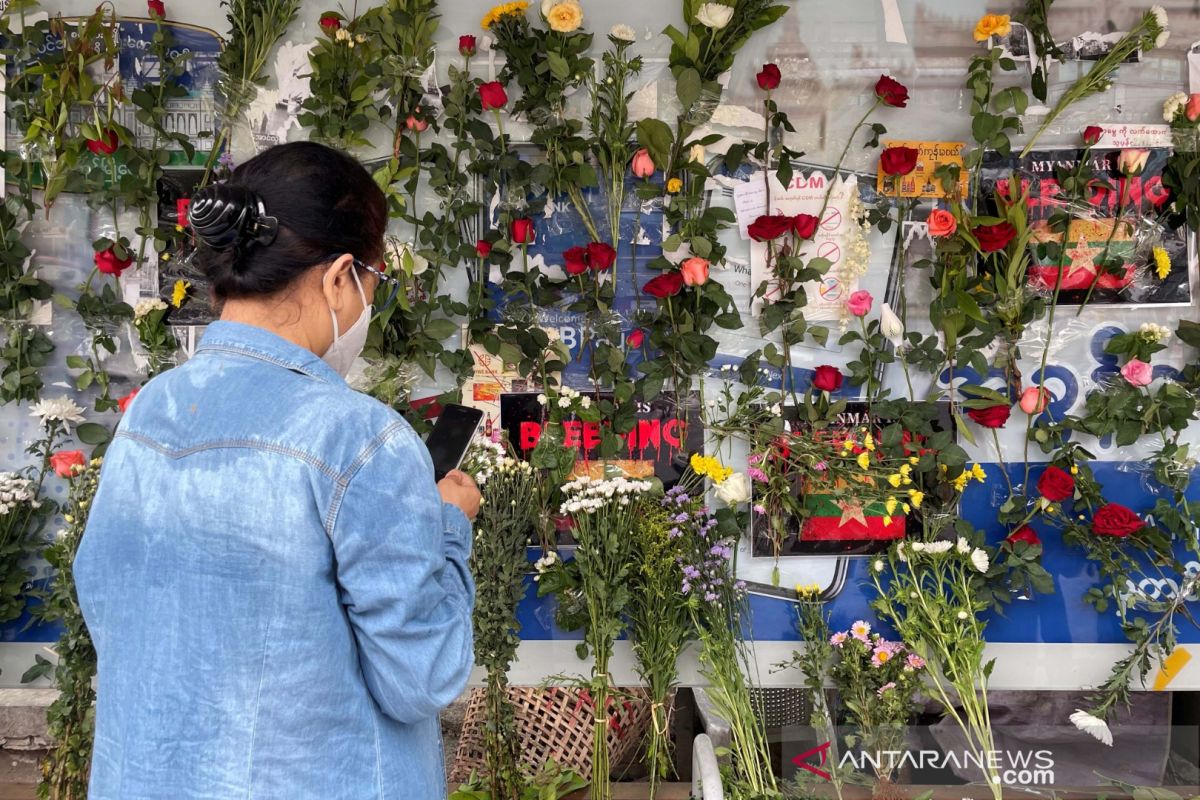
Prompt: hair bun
<box><xmin>188</xmin><ymin>184</ymin><xmax>279</xmax><ymax>252</ymax></box>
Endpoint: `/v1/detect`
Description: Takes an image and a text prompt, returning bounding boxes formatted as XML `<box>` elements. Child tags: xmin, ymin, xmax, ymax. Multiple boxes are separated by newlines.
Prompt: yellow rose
<box><xmin>545</xmin><ymin>0</ymin><xmax>583</xmax><ymax>33</ymax></box>
<box><xmin>667</xmin><ymin>177</ymin><xmax>683</xmax><ymax>194</ymax></box>
<box><xmin>973</xmin><ymin>13</ymin><xmax>1011</xmax><ymax>42</ymax></box>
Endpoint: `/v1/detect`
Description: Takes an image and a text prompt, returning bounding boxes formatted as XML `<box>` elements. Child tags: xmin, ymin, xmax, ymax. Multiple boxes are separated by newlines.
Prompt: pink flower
<box><xmin>1019</xmin><ymin>386</ymin><xmax>1049</xmax><ymax>414</ymax></box>
<box><xmin>752</xmin><ymin>504</ymin><xmax>767</xmax><ymax>515</ymax></box>
<box><xmin>876</xmin><ymin>681</ymin><xmax>897</xmax><ymax>697</ymax></box>
<box><xmin>813</xmin><ymin>460</ymin><xmax>827</xmax><ymax>472</ymax></box>
<box><xmin>631</xmin><ymin>148</ymin><xmax>656</xmax><ymax>179</ymax></box>
<box><xmin>1120</xmin><ymin>358</ymin><xmax>1153</xmax><ymax>387</ymax></box>
<box><xmin>905</xmin><ymin>653</ymin><xmax>925</xmax><ymax>669</ymax></box>
<box><xmin>830</xmin><ymin>632</ymin><xmax>848</xmax><ymax>647</ymax></box>
<box><xmin>1188</xmin><ymin>94</ymin><xmax>1200</xmax><ymax>122</ymax></box>
<box><xmin>680</xmin><ymin>257</ymin><xmax>710</xmax><ymax>287</ymax></box>
<box><xmin>746</xmin><ymin>467</ymin><xmax>768</xmax><ymax>483</ymax></box>
<box><xmin>747</xmin><ymin>453</ymin><xmax>764</xmax><ymax>465</ymax></box>
<box><xmin>846</xmin><ymin>289</ymin><xmax>873</xmax><ymax>317</ymax></box>
<box><xmin>850</xmin><ymin>620</ymin><xmax>871</xmax><ymax>642</ymax></box>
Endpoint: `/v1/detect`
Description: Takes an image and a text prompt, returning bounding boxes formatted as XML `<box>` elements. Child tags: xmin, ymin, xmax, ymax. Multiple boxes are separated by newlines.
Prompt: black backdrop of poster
<box><xmin>979</xmin><ymin>147</ymin><xmax>1191</xmax><ymax>306</ymax></box>
<box><xmin>499</xmin><ymin>392</ymin><xmax>702</xmax><ymax>488</ymax></box>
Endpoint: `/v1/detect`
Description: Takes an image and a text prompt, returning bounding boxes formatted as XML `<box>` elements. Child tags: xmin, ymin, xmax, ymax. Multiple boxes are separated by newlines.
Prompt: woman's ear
<box><xmin>320</xmin><ymin>254</ymin><xmax>356</xmax><ymax>312</ymax></box>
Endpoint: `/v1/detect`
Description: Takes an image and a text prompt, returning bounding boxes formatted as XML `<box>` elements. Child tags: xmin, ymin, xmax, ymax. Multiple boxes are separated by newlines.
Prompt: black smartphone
<box><xmin>425</xmin><ymin>403</ymin><xmax>484</xmax><ymax>481</ymax></box>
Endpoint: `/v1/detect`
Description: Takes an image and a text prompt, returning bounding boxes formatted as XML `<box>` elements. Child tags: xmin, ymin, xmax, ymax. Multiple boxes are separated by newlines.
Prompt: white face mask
<box><xmin>322</xmin><ymin>266</ymin><xmax>371</xmax><ymax>378</ymax></box>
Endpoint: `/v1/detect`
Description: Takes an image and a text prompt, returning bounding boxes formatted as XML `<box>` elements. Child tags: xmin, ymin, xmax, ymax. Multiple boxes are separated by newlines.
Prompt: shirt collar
<box><xmin>196</xmin><ymin>320</ymin><xmax>345</xmax><ymax>385</ymax></box>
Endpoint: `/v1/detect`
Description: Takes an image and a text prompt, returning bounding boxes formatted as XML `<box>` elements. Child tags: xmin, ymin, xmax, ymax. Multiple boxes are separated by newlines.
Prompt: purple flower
<box><xmin>814</xmin><ymin>461</ymin><xmax>828</xmax><ymax>472</ymax></box>
<box><xmin>668</xmin><ymin>527</ymin><xmax>682</xmax><ymax>538</ymax></box>
<box><xmin>704</xmin><ymin>591</ymin><xmax>719</xmax><ymax>602</ymax></box>
<box><xmin>674</xmin><ymin>512</ymin><xmax>690</xmax><ymax>523</ymax></box>
<box><xmin>753</xmin><ymin>504</ymin><xmax>767</xmax><ymax>515</ymax></box>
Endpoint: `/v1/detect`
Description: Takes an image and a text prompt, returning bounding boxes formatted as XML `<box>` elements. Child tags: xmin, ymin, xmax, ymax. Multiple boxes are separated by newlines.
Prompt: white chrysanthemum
<box><xmin>956</xmin><ymin>537</ymin><xmax>971</xmax><ymax>554</ymax></box>
<box><xmin>956</xmin><ymin>610</ymin><xmax>969</xmax><ymax>620</ymax></box>
<box><xmin>924</xmin><ymin>540</ymin><xmax>954</xmax><ymax>554</ymax></box>
<box><xmin>610</xmin><ymin>23</ymin><xmax>635</xmax><ymax>41</ymax></box>
<box><xmin>970</xmin><ymin>547</ymin><xmax>990</xmax><ymax>573</ymax></box>
<box><xmin>910</xmin><ymin>542</ymin><xmax>925</xmax><ymax>552</ymax></box>
<box><xmin>1070</xmin><ymin>709</ymin><xmax>1113</xmax><ymax>746</ymax></box>
<box><xmin>133</xmin><ymin>297</ymin><xmax>168</xmax><ymax>321</ymax></box>
<box><xmin>1156</xmin><ymin>30</ymin><xmax>1170</xmax><ymax>49</ymax></box>
<box><xmin>1151</xmin><ymin>5</ymin><xmax>1168</xmax><ymax>30</ymax></box>
<box><xmin>1163</xmin><ymin>92</ymin><xmax>1188</xmax><ymax>122</ymax></box>
<box><xmin>873</xmin><ymin>559</ymin><xmax>884</xmax><ymax>573</ymax></box>
<box><xmin>29</xmin><ymin>396</ymin><xmax>86</xmax><ymax>433</ymax></box>
<box><xmin>695</xmin><ymin>2</ymin><xmax>733</xmax><ymax>29</ymax></box>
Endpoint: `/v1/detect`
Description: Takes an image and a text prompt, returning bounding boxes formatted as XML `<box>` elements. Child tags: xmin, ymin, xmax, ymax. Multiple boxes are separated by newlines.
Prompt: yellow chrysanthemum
<box><xmin>899</xmin><ymin>463</ymin><xmax>911</xmax><ymax>477</ymax></box>
<box><xmin>856</xmin><ymin>452</ymin><xmax>871</xmax><ymax>470</ymax></box>
<box><xmin>171</xmin><ymin>279</ymin><xmax>190</xmax><ymax>309</ymax></box>
<box><xmin>863</xmin><ymin>433</ymin><xmax>875</xmax><ymax>452</ymax></box>
<box><xmin>795</xmin><ymin>582</ymin><xmax>822</xmax><ymax>599</ymax></box>
<box><xmin>909</xmin><ymin>456</ymin><xmax>920</xmax><ymax>465</ymax></box>
<box><xmin>1154</xmin><ymin>246</ymin><xmax>1171</xmax><ymax>280</ymax></box>
<box><xmin>667</xmin><ymin>177</ymin><xmax>683</xmax><ymax>194</ymax></box>
<box><xmin>972</xmin><ymin>463</ymin><xmax>987</xmax><ymax>481</ymax></box>
<box><xmin>690</xmin><ymin>453</ymin><xmax>732</xmax><ymax>483</ymax></box>
<box><xmin>952</xmin><ymin>472</ymin><xmax>970</xmax><ymax>492</ymax></box>
<box><xmin>883</xmin><ymin>515</ymin><xmax>892</xmax><ymax>526</ymax></box>
<box><xmin>887</xmin><ymin>473</ymin><xmax>902</xmax><ymax>488</ymax></box>
<box><xmin>545</xmin><ymin>0</ymin><xmax>583</xmax><ymax>32</ymax></box>
<box><xmin>901</xmin><ymin>503</ymin><xmax>911</xmax><ymax>514</ymax></box>
<box><xmin>885</xmin><ymin>497</ymin><xmax>898</xmax><ymax>516</ymax></box>
<box><xmin>908</xmin><ymin>489</ymin><xmax>924</xmax><ymax>508</ymax></box>
<box><xmin>973</xmin><ymin>13</ymin><xmax>1011</xmax><ymax>42</ymax></box>
<box><xmin>482</xmin><ymin>1</ymin><xmax>529</xmax><ymax>29</ymax></box>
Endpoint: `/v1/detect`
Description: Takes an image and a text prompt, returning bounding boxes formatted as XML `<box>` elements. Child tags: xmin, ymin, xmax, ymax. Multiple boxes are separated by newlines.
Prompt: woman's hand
<box><xmin>437</xmin><ymin>470</ymin><xmax>481</xmax><ymax>521</ymax></box>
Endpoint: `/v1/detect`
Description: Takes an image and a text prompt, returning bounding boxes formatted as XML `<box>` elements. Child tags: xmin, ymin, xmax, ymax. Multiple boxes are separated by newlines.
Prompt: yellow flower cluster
<box><xmin>690</xmin><ymin>453</ymin><xmax>732</xmax><ymax>484</ymax></box>
<box><xmin>794</xmin><ymin>582</ymin><xmax>822</xmax><ymax>599</ymax></box>
<box><xmin>482</xmin><ymin>1</ymin><xmax>529</xmax><ymax>29</ymax></box>
<box><xmin>973</xmin><ymin>13</ymin><xmax>1011</xmax><ymax>42</ymax></box>
<box><xmin>950</xmin><ymin>463</ymin><xmax>988</xmax><ymax>492</ymax></box>
<box><xmin>1154</xmin><ymin>246</ymin><xmax>1171</xmax><ymax>280</ymax></box>
<box><xmin>885</xmin><ymin>464</ymin><xmax>913</xmax><ymax>488</ymax></box>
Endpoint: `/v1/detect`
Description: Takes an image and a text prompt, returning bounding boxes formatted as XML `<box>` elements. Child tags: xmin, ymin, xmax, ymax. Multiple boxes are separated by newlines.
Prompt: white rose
<box><xmin>688</xmin><ymin>143</ymin><xmax>706</xmax><ymax>163</ymax></box>
<box><xmin>879</xmin><ymin>302</ymin><xmax>905</xmax><ymax>346</ymax></box>
<box><xmin>714</xmin><ymin>472</ymin><xmax>751</xmax><ymax>505</ymax></box>
<box><xmin>695</xmin><ymin>3</ymin><xmax>734</xmax><ymax>29</ymax></box>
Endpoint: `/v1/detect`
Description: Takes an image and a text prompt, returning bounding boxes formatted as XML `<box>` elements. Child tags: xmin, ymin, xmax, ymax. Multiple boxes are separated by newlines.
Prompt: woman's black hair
<box><xmin>189</xmin><ymin>141</ymin><xmax>387</xmax><ymax>300</ymax></box>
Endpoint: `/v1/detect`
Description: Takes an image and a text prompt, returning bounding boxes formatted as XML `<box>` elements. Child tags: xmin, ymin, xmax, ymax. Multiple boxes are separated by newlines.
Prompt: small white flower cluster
<box><xmin>537</xmin><ymin>385</ymin><xmax>591</xmax><ymax>411</ymax></box>
<box><xmin>559</xmin><ymin>475</ymin><xmax>653</xmax><ymax>515</ymax></box>
<box><xmin>462</xmin><ymin>437</ymin><xmax>507</xmax><ymax>485</ymax></box>
<box><xmin>334</xmin><ymin>28</ymin><xmax>368</xmax><ymax>47</ymax></box>
<box><xmin>839</xmin><ymin>193</ymin><xmax>874</xmax><ymax>325</ymax></box>
<box><xmin>1163</xmin><ymin>92</ymin><xmax>1188</xmax><ymax>122</ymax></box>
<box><xmin>1138</xmin><ymin>322</ymin><xmax>1172</xmax><ymax>344</ymax></box>
<box><xmin>902</xmin><ymin>539</ymin><xmax>990</xmax><ymax>572</ymax></box>
<box><xmin>29</xmin><ymin>396</ymin><xmax>86</xmax><ymax>433</ymax></box>
<box><xmin>533</xmin><ymin>550</ymin><xmax>559</xmax><ymax>574</ymax></box>
<box><xmin>133</xmin><ymin>298</ymin><xmax>168</xmax><ymax>321</ymax></box>
<box><xmin>0</xmin><ymin>472</ymin><xmax>37</xmax><ymax>516</ymax></box>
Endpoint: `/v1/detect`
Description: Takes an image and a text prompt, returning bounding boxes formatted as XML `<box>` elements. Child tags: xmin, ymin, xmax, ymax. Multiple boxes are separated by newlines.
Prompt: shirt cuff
<box><xmin>441</xmin><ymin>503</ymin><xmax>472</xmax><ymax>556</ymax></box>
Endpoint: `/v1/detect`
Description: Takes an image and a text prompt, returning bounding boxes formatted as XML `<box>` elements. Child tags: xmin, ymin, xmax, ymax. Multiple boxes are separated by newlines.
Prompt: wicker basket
<box><xmin>450</xmin><ymin>685</ymin><xmax>653</xmax><ymax>785</ymax></box>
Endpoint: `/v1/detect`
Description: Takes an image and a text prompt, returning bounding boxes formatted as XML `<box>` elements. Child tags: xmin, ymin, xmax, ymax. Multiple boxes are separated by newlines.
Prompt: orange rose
<box><xmin>927</xmin><ymin>209</ymin><xmax>957</xmax><ymax>238</ymax></box>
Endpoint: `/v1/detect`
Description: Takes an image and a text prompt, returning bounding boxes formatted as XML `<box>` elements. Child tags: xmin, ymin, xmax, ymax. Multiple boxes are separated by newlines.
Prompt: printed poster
<box><xmin>875</xmin><ymin>140</ymin><xmax>968</xmax><ymax>200</ymax></box>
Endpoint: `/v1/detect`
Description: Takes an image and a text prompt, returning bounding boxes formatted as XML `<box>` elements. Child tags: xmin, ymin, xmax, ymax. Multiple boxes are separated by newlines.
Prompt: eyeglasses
<box><xmin>325</xmin><ymin>254</ymin><xmax>404</xmax><ymax>316</ymax></box>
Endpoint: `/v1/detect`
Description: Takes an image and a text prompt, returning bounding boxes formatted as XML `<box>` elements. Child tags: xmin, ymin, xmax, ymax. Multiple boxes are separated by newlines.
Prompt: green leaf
<box><xmin>676</xmin><ymin>67</ymin><xmax>702</xmax><ymax>110</ymax></box>
<box><xmin>76</xmin><ymin>422</ymin><xmax>112</xmax><ymax>446</ymax></box>
<box><xmin>635</xmin><ymin>119</ymin><xmax>674</xmax><ymax>170</ymax></box>
<box><xmin>1177</xmin><ymin>319</ymin><xmax>1200</xmax><ymax>349</ymax></box>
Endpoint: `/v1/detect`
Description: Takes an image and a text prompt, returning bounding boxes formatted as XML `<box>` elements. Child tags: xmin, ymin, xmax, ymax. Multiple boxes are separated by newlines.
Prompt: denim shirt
<box><xmin>74</xmin><ymin>320</ymin><xmax>475</xmax><ymax>800</ymax></box>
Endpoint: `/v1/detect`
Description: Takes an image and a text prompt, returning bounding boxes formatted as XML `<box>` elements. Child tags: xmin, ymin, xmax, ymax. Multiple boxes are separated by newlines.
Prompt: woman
<box><xmin>74</xmin><ymin>141</ymin><xmax>480</xmax><ymax>800</ymax></box>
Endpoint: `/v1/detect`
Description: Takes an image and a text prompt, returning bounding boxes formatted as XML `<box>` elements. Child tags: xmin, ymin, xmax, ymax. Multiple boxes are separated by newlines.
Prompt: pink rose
<box><xmin>1120</xmin><ymin>358</ymin><xmax>1153</xmax><ymax>387</ymax></box>
<box><xmin>631</xmin><ymin>148</ymin><xmax>656</xmax><ymax>179</ymax></box>
<box><xmin>680</xmin><ymin>257</ymin><xmax>709</xmax><ymax>287</ymax></box>
<box><xmin>1187</xmin><ymin>94</ymin><xmax>1200</xmax><ymax>123</ymax></box>
<box><xmin>846</xmin><ymin>290</ymin><xmax>873</xmax><ymax>317</ymax></box>
<box><xmin>1019</xmin><ymin>386</ymin><xmax>1049</xmax><ymax>414</ymax></box>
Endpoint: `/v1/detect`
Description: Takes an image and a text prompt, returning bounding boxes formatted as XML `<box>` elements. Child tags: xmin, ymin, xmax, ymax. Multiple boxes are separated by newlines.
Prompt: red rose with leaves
<box><xmin>973</xmin><ymin>222</ymin><xmax>1017</xmax><ymax>253</ymax></box>
<box><xmin>756</xmin><ymin>64</ymin><xmax>781</xmax><ymax>91</ymax></box>
<box><xmin>318</xmin><ymin>12</ymin><xmax>340</xmax><ymax>32</ymax></box>
<box><xmin>792</xmin><ymin>213</ymin><xmax>819</xmax><ymax>239</ymax></box>
<box><xmin>94</xmin><ymin>246</ymin><xmax>133</xmax><ymax>276</ymax></box>
<box><xmin>509</xmin><ymin>217</ymin><xmax>534</xmax><ymax>244</ymax></box>
<box><xmin>1006</xmin><ymin>526</ymin><xmax>1041</xmax><ymax>547</ymax></box>
<box><xmin>50</xmin><ymin>450</ymin><xmax>86</xmax><ymax>478</ymax></box>
<box><xmin>874</xmin><ymin>75</ymin><xmax>909</xmax><ymax>108</ymax></box>
<box><xmin>966</xmin><ymin>403</ymin><xmax>1011</xmax><ymax>428</ymax></box>
<box><xmin>812</xmin><ymin>365</ymin><xmax>843</xmax><ymax>393</ymax></box>
<box><xmin>147</xmin><ymin>0</ymin><xmax>165</xmax><ymax>17</ymax></box>
<box><xmin>459</xmin><ymin>35</ymin><xmax>477</xmax><ymax>57</ymax></box>
<box><xmin>475</xmin><ymin>240</ymin><xmax>492</xmax><ymax>258</ymax></box>
<box><xmin>586</xmin><ymin>242</ymin><xmax>617</xmax><ymax>271</ymax></box>
<box><xmin>563</xmin><ymin>246</ymin><xmax>588</xmax><ymax>275</ymax></box>
<box><xmin>1082</xmin><ymin>125</ymin><xmax>1103</xmax><ymax>146</ymax></box>
<box><xmin>86</xmin><ymin>129</ymin><xmax>120</xmax><ymax>156</ymax></box>
<box><xmin>479</xmin><ymin>81</ymin><xmax>509</xmax><ymax>111</ymax></box>
<box><xmin>880</xmin><ymin>146</ymin><xmax>919</xmax><ymax>176</ymax></box>
<box><xmin>1092</xmin><ymin>503</ymin><xmax>1144</xmax><ymax>537</ymax></box>
<box><xmin>748</xmin><ymin>214</ymin><xmax>791</xmax><ymax>242</ymax></box>
<box><xmin>1036</xmin><ymin>465</ymin><xmax>1075</xmax><ymax>502</ymax></box>
<box><xmin>627</xmin><ymin>329</ymin><xmax>645</xmax><ymax>348</ymax></box>
<box><xmin>643</xmin><ymin>271</ymin><xmax>684</xmax><ymax>299</ymax></box>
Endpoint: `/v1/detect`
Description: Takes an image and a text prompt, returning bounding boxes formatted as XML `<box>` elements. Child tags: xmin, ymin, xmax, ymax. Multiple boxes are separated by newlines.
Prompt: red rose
<box><xmin>792</xmin><ymin>213</ymin><xmax>819</xmax><ymax>240</ymax></box>
<box><xmin>627</xmin><ymin>329</ymin><xmax>645</xmax><ymax>348</ymax></box>
<box><xmin>1006</xmin><ymin>526</ymin><xmax>1041</xmax><ymax>547</ymax></box>
<box><xmin>94</xmin><ymin>246</ymin><xmax>133</xmax><ymax>276</ymax></box>
<box><xmin>479</xmin><ymin>81</ymin><xmax>509</xmax><ymax>111</ymax></box>
<box><xmin>50</xmin><ymin>450</ymin><xmax>86</xmax><ymax>478</ymax></box>
<box><xmin>118</xmin><ymin>387</ymin><xmax>140</xmax><ymax>414</ymax></box>
<box><xmin>147</xmin><ymin>0</ymin><xmax>165</xmax><ymax>17</ymax></box>
<box><xmin>1092</xmin><ymin>503</ymin><xmax>1144</xmax><ymax>538</ymax></box>
<box><xmin>1036</xmin><ymin>465</ymin><xmax>1075</xmax><ymax>502</ymax></box>
<box><xmin>874</xmin><ymin>75</ymin><xmax>909</xmax><ymax>108</ymax></box>
<box><xmin>1082</xmin><ymin>125</ymin><xmax>1103</xmax><ymax>146</ymax></box>
<box><xmin>563</xmin><ymin>246</ymin><xmax>588</xmax><ymax>275</ymax></box>
<box><xmin>812</xmin><ymin>365</ymin><xmax>843</xmax><ymax>393</ymax></box>
<box><xmin>748</xmin><ymin>214</ymin><xmax>791</xmax><ymax>242</ymax></box>
<box><xmin>510</xmin><ymin>217</ymin><xmax>534</xmax><ymax>244</ymax></box>
<box><xmin>459</xmin><ymin>35</ymin><xmax>477</xmax><ymax>57</ymax></box>
<box><xmin>586</xmin><ymin>241</ymin><xmax>617</xmax><ymax>271</ymax></box>
<box><xmin>643</xmin><ymin>271</ymin><xmax>684</xmax><ymax>299</ymax></box>
<box><xmin>880</xmin><ymin>146</ymin><xmax>919</xmax><ymax>177</ymax></box>
<box><xmin>966</xmin><ymin>403</ymin><xmax>1011</xmax><ymax>429</ymax></box>
<box><xmin>972</xmin><ymin>222</ymin><xmax>1017</xmax><ymax>253</ymax></box>
<box><xmin>86</xmin><ymin>129</ymin><xmax>119</xmax><ymax>156</ymax></box>
<box><xmin>756</xmin><ymin>64</ymin><xmax>781</xmax><ymax>91</ymax></box>
<box><xmin>318</xmin><ymin>12</ymin><xmax>340</xmax><ymax>32</ymax></box>
<box><xmin>475</xmin><ymin>239</ymin><xmax>492</xmax><ymax>258</ymax></box>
